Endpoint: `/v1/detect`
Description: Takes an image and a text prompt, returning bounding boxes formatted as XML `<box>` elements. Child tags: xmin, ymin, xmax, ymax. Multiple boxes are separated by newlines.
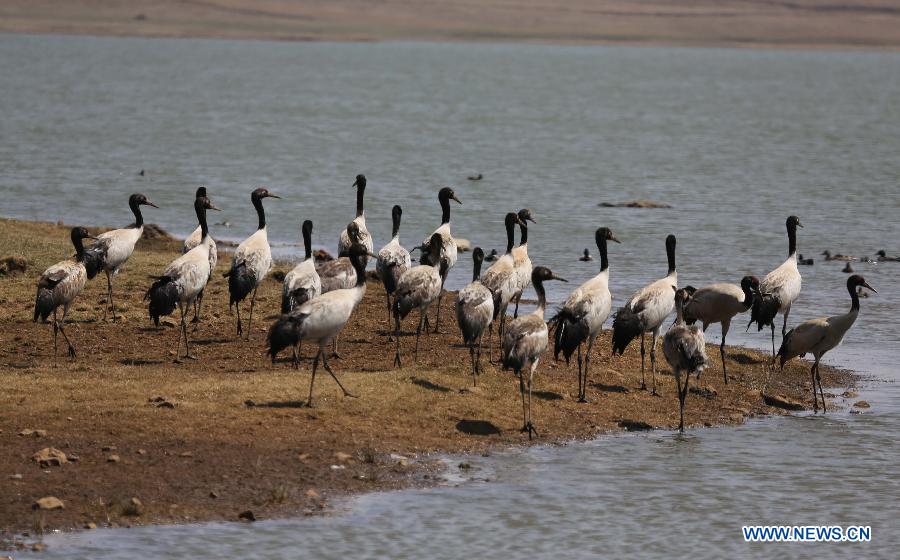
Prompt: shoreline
<box><xmin>0</xmin><ymin>217</ymin><xmax>864</xmax><ymax>548</ymax></box>
<box><xmin>4</xmin><ymin>28</ymin><xmax>900</xmax><ymax>54</ymax></box>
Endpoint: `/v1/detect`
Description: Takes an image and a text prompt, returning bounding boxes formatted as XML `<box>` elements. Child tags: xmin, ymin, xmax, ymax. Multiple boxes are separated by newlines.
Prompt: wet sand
<box><xmin>2</xmin><ymin>0</ymin><xmax>900</xmax><ymax>49</ymax></box>
<box><xmin>0</xmin><ymin>217</ymin><xmax>859</xmax><ymax>545</ymax></box>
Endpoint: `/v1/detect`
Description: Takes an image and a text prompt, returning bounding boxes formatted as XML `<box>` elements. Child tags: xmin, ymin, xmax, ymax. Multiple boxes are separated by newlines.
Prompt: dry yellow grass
<box><xmin>0</xmin><ymin>217</ymin><xmax>857</xmax><ymax>539</ymax></box>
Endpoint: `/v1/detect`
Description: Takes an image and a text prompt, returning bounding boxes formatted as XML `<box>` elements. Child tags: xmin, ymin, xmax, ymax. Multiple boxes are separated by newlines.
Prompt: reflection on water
<box><xmin>3</xmin><ymin>34</ymin><xmax>899</xmax><ymax>558</ymax></box>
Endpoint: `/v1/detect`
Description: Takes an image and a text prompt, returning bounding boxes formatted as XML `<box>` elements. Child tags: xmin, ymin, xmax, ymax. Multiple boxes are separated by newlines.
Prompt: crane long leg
<box><xmin>770</xmin><ymin>324</ymin><xmax>776</xmax><ymax>357</ymax></box>
<box><xmin>393</xmin><ymin>312</ymin><xmax>403</xmax><ymax>368</ymax></box>
<box><xmin>488</xmin><ymin>323</ymin><xmax>495</xmax><ymax>364</ymax></box>
<box><xmin>469</xmin><ymin>344</ymin><xmax>477</xmax><ymax>386</ymax></box>
<box><xmin>191</xmin><ymin>289</ymin><xmax>203</xmax><ymax>323</ymax></box>
<box><xmin>518</xmin><ymin>371</ymin><xmax>528</xmax><ymax>432</ymax></box>
<box><xmin>105</xmin><ymin>271</ymin><xmax>116</xmax><ymax>321</ymax></box>
<box><xmin>782</xmin><ymin>305</ymin><xmax>791</xmax><ymax>338</ymax></box>
<box><xmin>385</xmin><ymin>293</ymin><xmax>393</xmax><ymax>341</ymax></box>
<box><xmin>181</xmin><ymin>303</ymin><xmax>196</xmax><ymax>359</ymax></box>
<box><xmin>576</xmin><ymin>344</ymin><xmax>584</xmax><ymax>402</ymax></box>
<box><xmin>58</xmin><ymin>305</ymin><xmax>77</xmax><ymax>358</ymax></box>
<box><xmin>246</xmin><ymin>287</ymin><xmax>258</xmax><ymax>338</ymax></box>
<box><xmin>815</xmin><ymin>361</ymin><xmax>826</xmax><ymax>413</ymax></box>
<box><xmin>235</xmin><ymin>302</ymin><xmax>243</xmax><ymax>336</ymax></box>
<box><xmin>432</xmin><ymin>272</ymin><xmax>447</xmax><ymax>334</ymax></box>
<box><xmin>584</xmin><ymin>335</ymin><xmax>596</xmax><ymax>402</ymax></box>
<box><xmin>51</xmin><ymin>308</ymin><xmax>59</xmax><ymax>362</ymax></box>
<box><xmin>810</xmin><ymin>363</ymin><xmax>818</xmax><ymax>412</ymax></box>
<box><xmin>650</xmin><ymin>328</ymin><xmax>659</xmax><ymax>396</ymax></box>
<box><xmin>639</xmin><ymin>332</ymin><xmax>646</xmax><ymax>390</ymax></box>
<box><xmin>513</xmin><ymin>292</ymin><xmax>521</xmax><ymax>319</ymax></box>
<box><xmin>677</xmin><ymin>370</ymin><xmax>687</xmax><ymax>433</ymax></box>
<box><xmin>322</xmin><ymin>347</ymin><xmax>357</xmax><ymax>398</ymax></box>
<box><xmin>307</xmin><ymin>348</ymin><xmax>321</xmax><ymax>407</ymax></box>
<box><xmin>476</xmin><ymin>333</ymin><xmax>485</xmax><ymax>376</ymax></box>
<box><xmin>414</xmin><ymin>309</ymin><xmax>425</xmax><ymax>362</ymax></box>
<box><xmin>526</xmin><ymin>360</ymin><xmax>539</xmax><ymax>439</ymax></box>
<box><xmin>720</xmin><ymin>320</ymin><xmax>730</xmax><ymax>385</ymax></box>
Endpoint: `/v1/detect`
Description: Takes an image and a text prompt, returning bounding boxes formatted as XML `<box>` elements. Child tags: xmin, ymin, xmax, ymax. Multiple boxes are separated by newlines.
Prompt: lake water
<box><xmin>2</xmin><ymin>33</ymin><xmax>899</xmax><ymax>558</ymax></box>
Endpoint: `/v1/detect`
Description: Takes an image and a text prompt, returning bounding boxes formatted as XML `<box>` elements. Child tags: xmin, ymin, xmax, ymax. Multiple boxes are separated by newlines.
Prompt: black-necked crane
<box><xmin>611</xmin><ymin>234</ymin><xmax>678</xmax><ymax>395</ymax></box>
<box><xmin>510</xmin><ymin>208</ymin><xmax>536</xmax><ymax>319</ymax></box>
<box><xmin>747</xmin><ymin>216</ymin><xmax>803</xmax><ymax>356</ymax></box>
<box><xmin>683</xmin><ymin>275</ymin><xmax>759</xmax><ymax>385</ymax></box>
<box><xmin>501</xmin><ymin>266</ymin><xmax>567</xmax><ymax>439</ymax></box>
<box><xmin>224</xmin><ymin>187</ymin><xmax>280</xmax><ymax>338</ymax></box>
<box><xmin>34</xmin><ymin>227</ymin><xmax>98</xmax><ymax>360</ymax></box>
<box><xmin>145</xmin><ymin>193</ymin><xmax>220</xmax><ymax>362</ymax></box>
<box><xmin>481</xmin><ymin>212</ymin><xmax>526</xmax><ymax>361</ymax></box>
<box><xmin>376</xmin><ymin>205</ymin><xmax>411</xmax><ymax>327</ymax></box>
<box><xmin>663</xmin><ymin>288</ymin><xmax>709</xmax><ymax>433</ymax></box>
<box><xmin>418</xmin><ymin>186</ymin><xmax>461</xmax><ymax>333</ymax></box>
<box><xmin>267</xmin><ymin>243</ymin><xmax>374</xmax><ymax>406</ymax></box>
<box><xmin>393</xmin><ymin>233</ymin><xmax>446</xmax><ymax>367</ymax></box>
<box><xmin>777</xmin><ymin>275</ymin><xmax>875</xmax><ymax>413</ymax></box>
<box><xmin>182</xmin><ymin>187</ymin><xmax>218</xmax><ymax>323</ymax></box>
<box><xmin>551</xmin><ymin>227</ymin><xmax>620</xmax><ymax>402</ymax></box>
<box><xmin>281</xmin><ymin>220</ymin><xmax>322</xmax><ymax>314</ymax></box>
<box><xmin>318</xmin><ymin>222</ymin><xmax>364</xmax><ymax>358</ymax></box>
<box><xmin>83</xmin><ymin>193</ymin><xmax>158</xmax><ymax>321</ymax></box>
<box><xmin>455</xmin><ymin>247</ymin><xmax>494</xmax><ymax>386</ymax></box>
<box><xmin>338</xmin><ymin>174</ymin><xmax>374</xmax><ymax>259</ymax></box>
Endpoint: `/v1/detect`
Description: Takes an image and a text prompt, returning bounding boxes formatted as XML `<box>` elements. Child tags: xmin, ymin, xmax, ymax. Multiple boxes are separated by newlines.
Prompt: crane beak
<box><xmin>862</xmin><ymin>281</ymin><xmax>877</xmax><ymax>293</ymax></box>
<box><xmin>797</xmin><ymin>220</ymin><xmax>804</xmax><ymax>228</ymax></box>
<box><xmin>452</xmin><ymin>194</ymin><xmax>462</xmax><ymax>204</ymax></box>
<box><xmin>366</xmin><ymin>251</ymin><xmax>378</xmax><ymax>259</ymax></box>
<box><xmin>145</xmin><ymin>201</ymin><xmax>159</xmax><ymax>209</ymax></box>
<box><xmin>267</xmin><ymin>193</ymin><xmax>281</xmax><ymax>199</ymax></box>
<box><xmin>552</xmin><ymin>274</ymin><xmax>568</xmax><ymax>282</ymax></box>
<box><xmin>609</xmin><ymin>235</ymin><xmax>621</xmax><ymax>244</ymax></box>
<box><xmin>526</xmin><ymin>216</ymin><xmax>536</xmax><ymax>224</ymax></box>
<box><xmin>208</xmin><ymin>204</ymin><xmax>222</xmax><ymax>212</ymax></box>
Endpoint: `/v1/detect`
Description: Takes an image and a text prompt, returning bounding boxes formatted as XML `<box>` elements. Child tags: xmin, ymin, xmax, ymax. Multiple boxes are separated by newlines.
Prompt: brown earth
<box><xmin>0</xmin><ymin>217</ymin><xmax>859</xmax><ymax>546</ymax></box>
<box><xmin>2</xmin><ymin>0</ymin><xmax>900</xmax><ymax>50</ymax></box>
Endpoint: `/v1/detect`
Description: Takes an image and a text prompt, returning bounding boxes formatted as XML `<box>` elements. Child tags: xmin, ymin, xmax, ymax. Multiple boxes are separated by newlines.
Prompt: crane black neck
<box><xmin>597</xmin><ymin>235</ymin><xmax>609</xmax><ymax>272</ymax></box>
<box><xmin>787</xmin><ymin>221</ymin><xmax>798</xmax><ymax>256</ymax></box>
<box><xmin>440</xmin><ymin>195</ymin><xmax>451</xmax><ymax>225</ymax></box>
<box><xmin>72</xmin><ymin>231</ymin><xmax>87</xmax><ymax>261</ymax></box>
<box><xmin>472</xmin><ymin>255</ymin><xmax>484</xmax><ymax>282</ymax></box>
<box><xmin>848</xmin><ymin>281</ymin><xmax>860</xmax><ymax>311</ymax></box>
<box><xmin>302</xmin><ymin>224</ymin><xmax>313</xmax><ymax>261</ymax></box>
<box><xmin>355</xmin><ymin>182</ymin><xmax>366</xmax><ymax>218</ymax></box>
<box><xmin>196</xmin><ymin>199</ymin><xmax>209</xmax><ymax>240</ymax></box>
<box><xmin>352</xmin><ymin>254</ymin><xmax>368</xmax><ymax>288</ymax></box>
<box><xmin>252</xmin><ymin>193</ymin><xmax>266</xmax><ymax>230</ymax></box>
<box><xmin>505</xmin><ymin>216</ymin><xmax>517</xmax><ymax>253</ymax></box>
<box><xmin>533</xmin><ymin>276</ymin><xmax>547</xmax><ymax>312</ymax></box>
<box><xmin>740</xmin><ymin>280</ymin><xmax>755</xmax><ymax>309</ymax></box>
<box><xmin>518</xmin><ymin>222</ymin><xmax>528</xmax><ymax>246</ymax></box>
<box><xmin>666</xmin><ymin>236</ymin><xmax>677</xmax><ymax>275</ymax></box>
<box><xmin>391</xmin><ymin>207</ymin><xmax>402</xmax><ymax>239</ymax></box>
<box><xmin>129</xmin><ymin>197</ymin><xmax>144</xmax><ymax>228</ymax></box>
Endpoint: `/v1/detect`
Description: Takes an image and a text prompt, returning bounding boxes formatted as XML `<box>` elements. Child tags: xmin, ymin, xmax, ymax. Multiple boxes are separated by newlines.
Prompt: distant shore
<box><xmin>2</xmin><ymin>0</ymin><xmax>900</xmax><ymax>50</ymax></box>
<box><xmin>0</xmin><ymin>217</ymin><xmax>863</xmax><ymax>549</ymax></box>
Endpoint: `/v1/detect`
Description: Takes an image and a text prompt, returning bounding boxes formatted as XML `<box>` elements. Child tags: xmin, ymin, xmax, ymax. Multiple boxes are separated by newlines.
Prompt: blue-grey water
<box><xmin>2</xmin><ymin>33</ymin><xmax>899</xmax><ymax>558</ymax></box>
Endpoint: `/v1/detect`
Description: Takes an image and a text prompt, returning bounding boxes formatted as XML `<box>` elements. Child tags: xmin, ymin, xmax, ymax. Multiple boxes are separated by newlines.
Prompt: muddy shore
<box><xmin>0</xmin><ymin>217</ymin><xmax>859</xmax><ymax>546</ymax></box>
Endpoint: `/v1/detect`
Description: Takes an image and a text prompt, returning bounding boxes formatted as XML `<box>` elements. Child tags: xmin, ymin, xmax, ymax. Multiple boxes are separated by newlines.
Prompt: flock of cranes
<box><xmin>32</xmin><ymin>179</ymin><xmax>878</xmax><ymax>436</ymax></box>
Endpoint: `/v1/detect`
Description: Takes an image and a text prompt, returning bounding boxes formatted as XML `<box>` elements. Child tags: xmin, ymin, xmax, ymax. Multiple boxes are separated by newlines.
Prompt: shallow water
<box><xmin>2</xmin><ymin>34</ymin><xmax>899</xmax><ymax>557</ymax></box>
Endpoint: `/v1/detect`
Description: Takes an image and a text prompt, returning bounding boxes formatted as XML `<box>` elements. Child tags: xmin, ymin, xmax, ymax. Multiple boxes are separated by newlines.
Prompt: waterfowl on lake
<box><xmin>797</xmin><ymin>254</ymin><xmax>814</xmax><ymax>266</ymax></box>
<box><xmin>418</xmin><ymin>187</ymin><xmax>462</xmax><ymax>333</ymax></box>
<box><xmin>612</xmin><ymin>234</ymin><xmax>678</xmax><ymax>395</ymax></box>
<box><xmin>875</xmin><ymin>250</ymin><xmax>900</xmax><ymax>262</ymax></box>
<box><xmin>484</xmin><ymin>249</ymin><xmax>499</xmax><ymax>262</ymax></box>
<box><xmin>83</xmin><ymin>193</ymin><xmax>158</xmax><ymax>321</ymax></box>
<box><xmin>551</xmin><ymin>227</ymin><xmax>620</xmax><ymax>402</ymax></box>
<box><xmin>822</xmin><ymin>250</ymin><xmax>856</xmax><ymax>262</ymax></box>
<box><xmin>579</xmin><ymin>249</ymin><xmax>592</xmax><ymax>262</ymax></box>
<box><xmin>683</xmin><ymin>275</ymin><xmax>759</xmax><ymax>385</ymax></box>
<box><xmin>455</xmin><ymin>247</ymin><xmax>494</xmax><ymax>386</ymax></box>
<box><xmin>34</xmin><ymin>227</ymin><xmax>97</xmax><ymax>360</ymax></box>
<box><xmin>663</xmin><ymin>288</ymin><xmax>709</xmax><ymax>432</ymax></box>
<box><xmin>281</xmin><ymin>220</ymin><xmax>322</xmax><ymax>314</ymax></box>
<box><xmin>182</xmin><ymin>187</ymin><xmax>218</xmax><ymax>323</ymax></box>
<box><xmin>777</xmin><ymin>275</ymin><xmax>875</xmax><ymax>412</ymax></box>
<box><xmin>502</xmin><ymin>266</ymin><xmax>567</xmax><ymax>440</ymax></box>
<box><xmin>842</xmin><ymin>262</ymin><xmax>854</xmax><ymax>273</ymax></box>
<box><xmin>146</xmin><ymin>193</ymin><xmax>219</xmax><ymax>362</ymax></box>
<box><xmin>267</xmin><ymin>243</ymin><xmax>373</xmax><ymax>406</ymax></box>
<box><xmin>748</xmin><ymin>216</ymin><xmax>803</xmax><ymax>357</ymax></box>
<box><xmin>338</xmin><ymin>174</ymin><xmax>374</xmax><ymax>260</ymax></box>
<box><xmin>224</xmin><ymin>187</ymin><xmax>279</xmax><ymax>338</ymax></box>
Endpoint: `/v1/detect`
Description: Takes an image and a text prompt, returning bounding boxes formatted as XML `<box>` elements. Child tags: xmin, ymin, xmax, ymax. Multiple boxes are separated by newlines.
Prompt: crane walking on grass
<box><xmin>34</xmin><ymin>227</ymin><xmax>98</xmax><ymax>360</ymax></box>
<box><xmin>182</xmin><ymin>187</ymin><xmax>218</xmax><ymax>323</ymax></box>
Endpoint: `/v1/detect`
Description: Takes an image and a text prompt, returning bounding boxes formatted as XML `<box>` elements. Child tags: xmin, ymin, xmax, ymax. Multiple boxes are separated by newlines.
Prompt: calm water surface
<box><xmin>2</xmin><ymin>34</ymin><xmax>899</xmax><ymax>558</ymax></box>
